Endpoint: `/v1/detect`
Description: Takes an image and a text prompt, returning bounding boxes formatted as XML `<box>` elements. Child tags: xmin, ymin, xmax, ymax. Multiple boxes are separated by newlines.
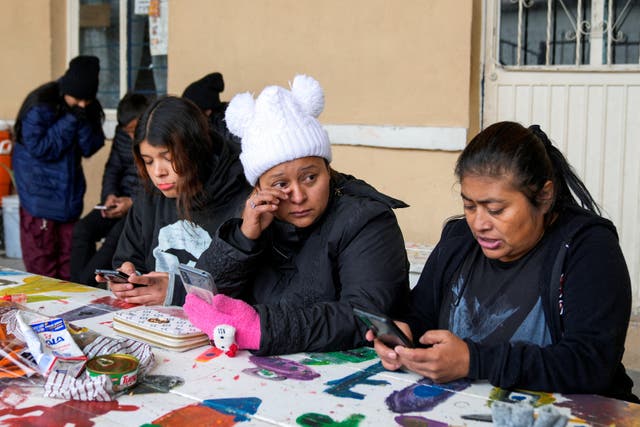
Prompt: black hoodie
<box><xmin>113</xmin><ymin>139</ymin><xmax>251</xmax><ymax>305</ymax></box>
<box><xmin>404</xmin><ymin>205</ymin><xmax>638</xmax><ymax>402</ymax></box>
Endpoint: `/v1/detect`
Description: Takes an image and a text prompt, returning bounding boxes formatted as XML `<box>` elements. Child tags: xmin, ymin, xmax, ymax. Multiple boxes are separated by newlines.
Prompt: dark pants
<box><xmin>19</xmin><ymin>208</ymin><xmax>75</xmax><ymax>281</ymax></box>
<box><xmin>70</xmin><ymin>209</ymin><xmax>126</xmax><ymax>287</ymax></box>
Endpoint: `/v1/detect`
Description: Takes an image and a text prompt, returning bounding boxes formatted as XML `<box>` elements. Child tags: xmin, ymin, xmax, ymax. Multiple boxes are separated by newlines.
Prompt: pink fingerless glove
<box><xmin>184</xmin><ymin>293</ymin><xmax>261</xmax><ymax>350</ymax></box>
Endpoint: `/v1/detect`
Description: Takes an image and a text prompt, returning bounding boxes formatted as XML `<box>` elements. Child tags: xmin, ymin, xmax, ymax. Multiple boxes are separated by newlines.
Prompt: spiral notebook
<box><xmin>112</xmin><ymin>306</ymin><xmax>209</xmax><ymax>352</ymax></box>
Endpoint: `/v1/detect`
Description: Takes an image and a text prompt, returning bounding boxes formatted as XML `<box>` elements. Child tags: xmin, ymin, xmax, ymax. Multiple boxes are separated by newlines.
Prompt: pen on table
<box><xmin>1</xmin><ymin>293</ymin><xmax>27</xmax><ymax>303</ymax></box>
<box><xmin>460</xmin><ymin>413</ymin><xmax>492</xmax><ymax>422</ymax></box>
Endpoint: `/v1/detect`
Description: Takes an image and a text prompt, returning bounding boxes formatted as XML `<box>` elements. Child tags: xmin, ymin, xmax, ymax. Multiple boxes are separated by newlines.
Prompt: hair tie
<box><xmin>529</xmin><ymin>124</ymin><xmax>553</xmax><ymax>150</ymax></box>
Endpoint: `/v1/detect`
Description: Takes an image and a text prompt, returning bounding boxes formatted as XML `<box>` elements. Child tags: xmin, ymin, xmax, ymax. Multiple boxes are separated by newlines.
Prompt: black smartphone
<box><xmin>95</xmin><ymin>269</ymin><xmax>132</xmax><ymax>284</ymax></box>
<box><xmin>353</xmin><ymin>307</ymin><xmax>414</xmax><ymax>348</ymax></box>
<box><xmin>178</xmin><ymin>264</ymin><xmax>217</xmax><ymax>304</ymax></box>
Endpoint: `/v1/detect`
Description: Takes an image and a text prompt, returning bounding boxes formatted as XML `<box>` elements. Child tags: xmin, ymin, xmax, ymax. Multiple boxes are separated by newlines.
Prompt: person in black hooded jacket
<box><xmin>369</xmin><ymin>121</ymin><xmax>638</xmax><ymax>403</ymax></box>
<box><xmin>184</xmin><ymin>75</ymin><xmax>410</xmax><ymax>355</ymax></box>
<box><xmin>97</xmin><ymin>96</ymin><xmax>251</xmax><ymax>305</ymax></box>
<box><xmin>70</xmin><ymin>93</ymin><xmax>149</xmax><ymax>287</ymax></box>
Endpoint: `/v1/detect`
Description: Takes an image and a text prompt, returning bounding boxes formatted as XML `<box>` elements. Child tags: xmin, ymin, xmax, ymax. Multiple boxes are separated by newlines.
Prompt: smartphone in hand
<box><xmin>353</xmin><ymin>307</ymin><xmax>414</xmax><ymax>348</ymax></box>
<box><xmin>94</xmin><ymin>205</ymin><xmax>116</xmax><ymax>210</ymax></box>
<box><xmin>96</xmin><ymin>269</ymin><xmax>147</xmax><ymax>288</ymax></box>
<box><xmin>178</xmin><ymin>264</ymin><xmax>217</xmax><ymax>304</ymax></box>
<box><xmin>95</xmin><ymin>269</ymin><xmax>130</xmax><ymax>283</ymax></box>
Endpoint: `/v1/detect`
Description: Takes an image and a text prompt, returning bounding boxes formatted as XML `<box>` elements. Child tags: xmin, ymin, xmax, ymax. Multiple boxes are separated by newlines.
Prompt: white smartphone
<box><xmin>178</xmin><ymin>264</ymin><xmax>217</xmax><ymax>304</ymax></box>
<box><xmin>94</xmin><ymin>204</ymin><xmax>116</xmax><ymax>210</ymax></box>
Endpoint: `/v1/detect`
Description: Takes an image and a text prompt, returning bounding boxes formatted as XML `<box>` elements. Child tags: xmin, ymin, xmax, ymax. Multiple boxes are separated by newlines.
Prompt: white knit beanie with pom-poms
<box><xmin>225</xmin><ymin>74</ymin><xmax>332</xmax><ymax>186</ymax></box>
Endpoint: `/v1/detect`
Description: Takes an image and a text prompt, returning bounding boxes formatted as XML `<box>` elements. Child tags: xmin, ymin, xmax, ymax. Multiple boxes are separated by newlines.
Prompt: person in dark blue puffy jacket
<box><xmin>13</xmin><ymin>55</ymin><xmax>105</xmax><ymax>280</ymax></box>
<box><xmin>70</xmin><ymin>93</ymin><xmax>149</xmax><ymax>287</ymax></box>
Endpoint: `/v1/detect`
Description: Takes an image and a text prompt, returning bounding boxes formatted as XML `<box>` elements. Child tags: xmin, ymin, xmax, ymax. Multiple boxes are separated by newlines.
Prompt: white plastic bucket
<box><xmin>2</xmin><ymin>195</ymin><xmax>22</xmax><ymax>258</ymax></box>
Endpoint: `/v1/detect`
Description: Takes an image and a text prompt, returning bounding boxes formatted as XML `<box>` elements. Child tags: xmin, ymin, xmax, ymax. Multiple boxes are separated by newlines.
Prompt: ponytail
<box><xmin>528</xmin><ymin>125</ymin><xmax>600</xmax><ymax>215</ymax></box>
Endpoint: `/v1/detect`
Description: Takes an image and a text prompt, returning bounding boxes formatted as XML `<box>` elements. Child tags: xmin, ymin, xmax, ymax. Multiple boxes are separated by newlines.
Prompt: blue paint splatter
<box><xmin>386</xmin><ymin>378</ymin><xmax>471</xmax><ymax>413</ymax></box>
<box><xmin>324</xmin><ymin>362</ymin><xmax>390</xmax><ymax>400</ymax></box>
<box><xmin>201</xmin><ymin>397</ymin><xmax>261</xmax><ymax>422</ymax></box>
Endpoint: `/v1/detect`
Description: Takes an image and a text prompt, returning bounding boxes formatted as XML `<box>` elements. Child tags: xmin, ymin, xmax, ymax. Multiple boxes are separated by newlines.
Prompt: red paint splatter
<box><xmin>91</xmin><ymin>295</ymin><xmax>137</xmax><ymax>309</ymax></box>
<box><xmin>233</xmin><ymin>375</ymin><xmax>240</xmax><ymax>381</ymax></box>
<box><xmin>0</xmin><ymin>400</ymin><xmax>138</xmax><ymax>427</ymax></box>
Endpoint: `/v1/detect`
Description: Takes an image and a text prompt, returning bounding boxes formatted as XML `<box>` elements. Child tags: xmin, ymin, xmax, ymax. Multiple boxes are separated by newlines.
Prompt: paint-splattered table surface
<box><xmin>0</xmin><ymin>268</ymin><xmax>638</xmax><ymax>427</ymax></box>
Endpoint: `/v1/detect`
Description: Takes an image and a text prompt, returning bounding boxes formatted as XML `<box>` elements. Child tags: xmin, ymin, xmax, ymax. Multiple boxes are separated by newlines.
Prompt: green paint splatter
<box><xmin>296</xmin><ymin>413</ymin><xmax>365</xmax><ymax>427</ymax></box>
<box><xmin>302</xmin><ymin>347</ymin><xmax>377</xmax><ymax>365</ymax></box>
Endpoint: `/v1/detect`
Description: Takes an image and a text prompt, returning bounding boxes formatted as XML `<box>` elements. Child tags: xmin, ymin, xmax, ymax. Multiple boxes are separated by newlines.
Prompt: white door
<box><xmin>483</xmin><ymin>0</ymin><xmax>640</xmax><ymax>311</ymax></box>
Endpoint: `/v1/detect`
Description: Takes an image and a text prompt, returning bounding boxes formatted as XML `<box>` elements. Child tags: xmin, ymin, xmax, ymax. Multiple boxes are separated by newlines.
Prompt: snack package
<box><xmin>15</xmin><ymin>311</ymin><xmax>87</xmax><ymax>378</ymax></box>
<box><xmin>0</xmin><ymin>302</ymin><xmax>38</xmax><ymax>379</ymax></box>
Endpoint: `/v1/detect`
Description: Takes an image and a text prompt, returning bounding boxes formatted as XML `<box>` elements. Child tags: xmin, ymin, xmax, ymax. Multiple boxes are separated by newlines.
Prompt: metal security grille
<box><xmin>484</xmin><ymin>0</ymin><xmax>640</xmax><ymax>312</ymax></box>
<box><xmin>499</xmin><ymin>0</ymin><xmax>640</xmax><ymax>66</ymax></box>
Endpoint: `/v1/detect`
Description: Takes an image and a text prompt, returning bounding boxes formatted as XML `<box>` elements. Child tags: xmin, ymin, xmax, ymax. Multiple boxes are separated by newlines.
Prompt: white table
<box><xmin>0</xmin><ymin>268</ymin><xmax>638</xmax><ymax>426</ymax></box>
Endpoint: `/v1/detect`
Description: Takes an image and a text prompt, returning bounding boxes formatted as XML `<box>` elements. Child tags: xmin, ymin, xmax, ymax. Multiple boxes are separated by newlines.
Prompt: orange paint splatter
<box><xmin>151</xmin><ymin>404</ymin><xmax>236</xmax><ymax>427</ymax></box>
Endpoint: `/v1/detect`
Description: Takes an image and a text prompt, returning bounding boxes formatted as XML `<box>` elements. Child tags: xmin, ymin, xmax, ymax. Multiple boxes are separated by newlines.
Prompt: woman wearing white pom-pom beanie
<box><xmin>184</xmin><ymin>75</ymin><xmax>410</xmax><ymax>355</ymax></box>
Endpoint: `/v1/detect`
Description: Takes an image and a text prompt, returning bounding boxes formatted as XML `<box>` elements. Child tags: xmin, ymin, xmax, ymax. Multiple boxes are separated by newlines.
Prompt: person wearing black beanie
<box><xmin>59</xmin><ymin>55</ymin><xmax>100</xmax><ymax>101</ymax></box>
<box><xmin>182</xmin><ymin>72</ymin><xmax>224</xmax><ymax>113</ymax></box>
<box><xmin>12</xmin><ymin>55</ymin><xmax>106</xmax><ymax>280</ymax></box>
<box><xmin>182</xmin><ymin>72</ymin><xmax>239</xmax><ymax>146</ymax></box>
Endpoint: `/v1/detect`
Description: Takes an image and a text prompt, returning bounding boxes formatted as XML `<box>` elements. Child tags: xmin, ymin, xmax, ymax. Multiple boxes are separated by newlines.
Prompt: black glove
<box><xmin>70</xmin><ymin>106</ymin><xmax>87</xmax><ymax>121</ymax></box>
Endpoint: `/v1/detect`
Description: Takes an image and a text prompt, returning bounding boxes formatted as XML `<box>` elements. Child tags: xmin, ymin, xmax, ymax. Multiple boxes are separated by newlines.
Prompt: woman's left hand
<box><xmin>109</xmin><ymin>270</ymin><xmax>169</xmax><ymax>306</ymax></box>
<box><xmin>395</xmin><ymin>330</ymin><xmax>470</xmax><ymax>383</ymax></box>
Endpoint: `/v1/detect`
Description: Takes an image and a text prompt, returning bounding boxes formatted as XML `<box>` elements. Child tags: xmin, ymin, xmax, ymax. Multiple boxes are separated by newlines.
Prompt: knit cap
<box><xmin>182</xmin><ymin>72</ymin><xmax>225</xmax><ymax>111</ymax></box>
<box><xmin>225</xmin><ymin>74</ymin><xmax>331</xmax><ymax>186</ymax></box>
<box><xmin>60</xmin><ymin>55</ymin><xmax>100</xmax><ymax>100</ymax></box>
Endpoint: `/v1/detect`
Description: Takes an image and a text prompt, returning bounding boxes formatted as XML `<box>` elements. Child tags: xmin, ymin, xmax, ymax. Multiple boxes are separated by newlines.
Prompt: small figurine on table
<box><xmin>212</xmin><ymin>324</ymin><xmax>238</xmax><ymax>357</ymax></box>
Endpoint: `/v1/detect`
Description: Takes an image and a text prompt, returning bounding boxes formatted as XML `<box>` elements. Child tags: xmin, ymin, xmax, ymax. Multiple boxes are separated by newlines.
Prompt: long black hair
<box><xmin>133</xmin><ymin>96</ymin><xmax>214</xmax><ymax>220</ymax></box>
<box><xmin>14</xmin><ymin>81</ymin><xmax>104</xmax><ymax>142</ymax></box>
<box><xmin>455</xmin><ymin>121</ymin><xmax>600</xmax><ymax>223</ymax></box>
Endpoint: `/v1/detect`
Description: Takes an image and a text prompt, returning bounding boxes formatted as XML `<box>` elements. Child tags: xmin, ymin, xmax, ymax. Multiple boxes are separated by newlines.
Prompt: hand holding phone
<box><xmin>94</xmin><ymin>204</ymin><xmax>116</xmax><ymax>210</ymax></box>
<box><xmin>96</xmin><ymin>268</ymin><xmax>147</xmax><ymax>288</ymax></box>
<box><xmin>353</xmin><ymin>307</ymin><xmax>414</xmax><ymax>348</ymax></box>
<box><xmin>178</xmin><ymin>264</ymin><xmax>217</xmax><ymax>304</ymax></box>
<box><xmin>95</xmin><ymin>269</ymin><xmax>130</xmax><ymax>284</ymax></box>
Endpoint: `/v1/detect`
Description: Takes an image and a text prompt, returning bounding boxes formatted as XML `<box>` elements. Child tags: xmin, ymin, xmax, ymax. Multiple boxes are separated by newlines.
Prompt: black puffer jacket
<box><xmin>405</xmin><ymin>205</ymin><xmax>638</xmax><ymax>402</ymax></box>
<box><xmin>114</xmin><ymin>139</ymin><xmax>251</xmax><ymax>305</ymax></box>
<box><xmin>197</xmin><ymin>173</ymin><xmax>410</xmax><ymax>355</ymax></box>
<box><xmin>100</xmin><ymin>126</ymin><xmax>139</xmax><ymax>201</ymax></box>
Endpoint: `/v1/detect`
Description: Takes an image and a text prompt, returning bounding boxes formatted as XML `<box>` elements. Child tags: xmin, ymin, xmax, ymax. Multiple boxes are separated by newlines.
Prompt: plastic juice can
<box><xmin>86</xmin><ymin>354</ymin><xmax>139</xmax><ymax>392</ymax></box>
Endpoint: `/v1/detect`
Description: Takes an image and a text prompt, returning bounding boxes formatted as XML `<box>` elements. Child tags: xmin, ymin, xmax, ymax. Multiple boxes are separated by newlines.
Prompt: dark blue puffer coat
<box><xmin>13</xmin><ymin>104</ymin><xmax>105</xmax><ymax>222</ymax></box>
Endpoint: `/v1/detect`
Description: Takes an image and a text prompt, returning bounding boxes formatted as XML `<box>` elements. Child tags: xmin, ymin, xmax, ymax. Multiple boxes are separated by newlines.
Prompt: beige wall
<box><xmin>170</xmin><ymin>0</ymin><xmax>474</xmax><ymax>243</ymax></box>
<box><xmin>0</xmin><ymin>1</ymin><xmax>55</xmax><ymax>119</ymax></box>
<box><xmin>1</xmin><ymin>0</ymin><xmax>476</xmax><ymax>244</ymax></box>
<box><xmin>170</xmin><ymin>0</ymin><xmax>472</xmax><ymax>127</ymax></box>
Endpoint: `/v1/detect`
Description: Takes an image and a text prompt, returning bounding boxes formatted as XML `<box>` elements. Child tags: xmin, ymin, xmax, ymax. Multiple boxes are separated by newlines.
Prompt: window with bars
<box><xmin>499</xmin><ymin>0</ymin><xmax>640</xmax><ymax>66</ymax></box>
<box><xmin>76</xmin><ymin>0</ymin><xmax>168</xmax><ymax>110</ymax></box>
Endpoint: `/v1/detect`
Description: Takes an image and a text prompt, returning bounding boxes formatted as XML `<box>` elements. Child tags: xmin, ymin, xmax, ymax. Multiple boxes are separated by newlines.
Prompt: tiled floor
<box><xmin>0</xmin><ymin>252</ymin><xmax>25</xmax><ymax>271</ymax></box>
<box><xmin>0</xmin><ymin>251</ymin><xmax>640</xmax><ymax>397</ymax></box>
